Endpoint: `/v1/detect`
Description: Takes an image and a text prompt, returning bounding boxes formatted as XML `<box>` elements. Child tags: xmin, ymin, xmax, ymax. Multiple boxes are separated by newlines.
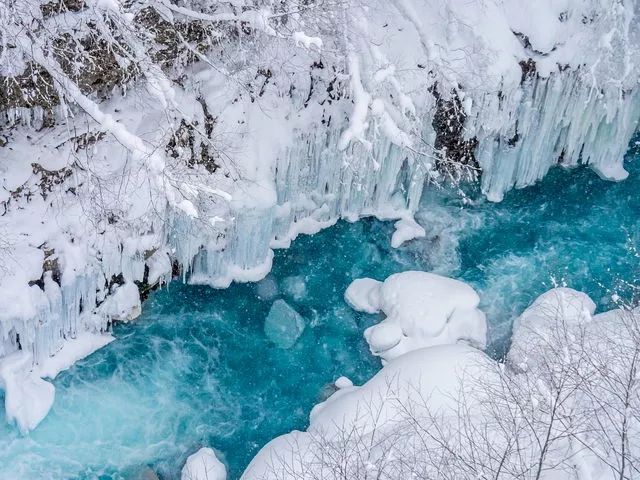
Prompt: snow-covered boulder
<box><xmin>264</xmin><ymin>299</ymin><xmax>306</xmax><ymax>349</ymax></box>
<box><xmin>242</xmin><ymin>344</ymin><xmax>496</xmax><ymax>480</ymax></box>
<box><xmin>344</xmin><ymin>278</ymin><xmax>382</xmax><ymax>314</ymax></box>
<box><xmin>98</xmin><ymin>282</ymin><xmax>142</xmax><ymax>322</ymax></box>
<box><xmin>391</xmin><ymin>217</ymin><xmax>426</xmax><ymax>248</ymax></box>
<box><xmin>346</xmin><ymin>272</ymin><xmax>486</xmax><ymax>362</ymax></box>
<box><xmin>181</xmin><ymin>447</ymin><xmax>226</xmax><ymax>480</ymax></box>
<box><xmin>508</xmin><ymin>288</ymin><xmax>596</xmax><ymax>371</ymax></box>
<box><xmin>310</xmin><ymin>344</ymin><xmax>492</xmax><ymax>436</ymax></box>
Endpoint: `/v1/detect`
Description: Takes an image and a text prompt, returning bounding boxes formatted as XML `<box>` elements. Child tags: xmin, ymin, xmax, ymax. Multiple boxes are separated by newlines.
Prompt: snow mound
<box><xmin>344</xmin><ymin>278</ymin><xmax>382</xmax><ymax>314</ymax></box>
<box><xmin>508</xmin><ymin>287</ymin><xmax>596</xmax><ymax>371</ymax></box>
<box><xmin>391</xmin><ymin>218</ymin><xmax>426</xmax><ymax>248</ymax></box>
<box><xmin>181</xmin><ymin>447</ymin><xmax>226</xmax><ymax>480</ymax></box>
<box><xmin>242</xmin><ymin>344</ymin><xmax>496</xmax><ymax>479</ymax></box>
<box><xmin>264</xmin><ymin>299</ymin><xmax>306</xmax><ymax>349</ymax></box>
<box><xmin>347</xmin><ymin>272</ymin><xmax>486</xmax><ymax>361</ymax></box>
<box><xmin>310</xmin><ymin>344</ymin><xmax>491</xmax><ymax>437</ymax></box>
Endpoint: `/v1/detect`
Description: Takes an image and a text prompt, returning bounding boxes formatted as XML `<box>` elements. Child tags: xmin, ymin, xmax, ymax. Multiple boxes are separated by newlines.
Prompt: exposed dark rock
<box><xmin>519</xmin><ymin>58</ymin><xmax>537</xmax><ymax>84</ymax></box>
<box><xmin>431</xmin><ymin>87</ymin><xmax>480</xmax><ymax>180</ymax></box>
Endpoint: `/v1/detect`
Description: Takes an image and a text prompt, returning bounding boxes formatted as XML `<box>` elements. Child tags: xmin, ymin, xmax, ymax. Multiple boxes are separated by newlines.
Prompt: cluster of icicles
<box><xmin>1</xmin><ymin>70</ymin><xmax>639</xmax><ymax>373</ymax></box>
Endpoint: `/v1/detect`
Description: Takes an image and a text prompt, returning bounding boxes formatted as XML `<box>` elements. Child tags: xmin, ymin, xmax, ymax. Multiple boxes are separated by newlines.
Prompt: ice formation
<box><xmin>264</xmin><ymin>300</ymin><xmax>306</xmax><ymax>349</ymax></box>
<box><xmin>1</xmin><ymin>0</ymin><xmax>640</xmax><ymax>431</ymax></box>
<box><xmin>347</xmin><ymin>272</ymin><xmax>486</xmax><ymax>362</ymax></box>
<box><xmin>181</xmin><ymin>448</ymin><xmax>227</xmax><ymax>480</ymax></box>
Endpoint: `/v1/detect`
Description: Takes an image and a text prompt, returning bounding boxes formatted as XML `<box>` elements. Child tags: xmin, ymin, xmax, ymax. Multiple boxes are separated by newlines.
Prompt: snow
<box><xmin>0</xmin><ymin>352</ymin><xmax>54</xmax><ymax>434</ymax></box>
<box><xmin>334</xmin><ymin>376</ymin><xmax>353</xmax><ymax>389</ymax></box>
<box><xmin>347</xmin><ymin>272</ymin><xmax>486</xmax><ymax>362</ymax></box>
<box><xmin>181</xmin><ymin>448</ymin><xmax>227</xmax><ymax>480</ymax></box>
<box><xmin>344</xmin><ymin>278</ymin><xmax>382</xmax><ymax>314</ymax></box>
<box><xmin>2</xmin><ymin>0</ymin><xmax>640</xmax><ymax>436</ymax></box>
<box><xmin>98</xmin><ymin>282</ymin><xmax>142</xmax><ymax>322</ymax></box>
<box><xmin>242</xmin><ymin>344</ymin><xmax>496</xmax><ymax>479</ymax></box>
<box><xmin>0</xmin><ymin>331</ymin><xmax>113</xmax><ymax>433</ymax></box>
<box><xmin>390</xmin><ymin>217</ymin><xmax>426</xmax><ymax>248</ymax></box>
<box><xmin>35</xmin><ymin>332</ymin><xmax>114</xmax><ymax>380</ymax></box>
<box><xmin>264</xmin><ymin>300</ymin><xmax>306</xmax><ymax>349</ymax></box>
<box><xmin>309</xmin><ymin>344</ymin><xmax>491</xmax><ymax>436</ymax></box>
<box><xmin>338</xmin><ymin>53</ymin><xmax>372</xmax><ymax>151</ymax></box>
<box><xmin>292</xmin><ymin>32</ymin><xmax>322</xmax><ymax>51</ymax></box>
<box><xmin>508</xmin><ymin>287</ymin><xmax>596</xmax><ymax>371</ymax></box>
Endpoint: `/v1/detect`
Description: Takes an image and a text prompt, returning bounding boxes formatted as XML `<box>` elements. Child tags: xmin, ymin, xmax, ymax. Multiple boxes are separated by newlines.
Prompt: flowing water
<box><xmin>1</xmin><ymin>145</ymin><xmax>639</xmax><ymax>479</ymax></box>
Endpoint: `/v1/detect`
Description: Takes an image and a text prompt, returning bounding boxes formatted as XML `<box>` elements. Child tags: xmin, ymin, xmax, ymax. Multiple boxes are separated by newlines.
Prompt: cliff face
<box><xmin>0</xmin><ymin>0</ymin><xmax>639</xmax><ymax>430</ymax></box>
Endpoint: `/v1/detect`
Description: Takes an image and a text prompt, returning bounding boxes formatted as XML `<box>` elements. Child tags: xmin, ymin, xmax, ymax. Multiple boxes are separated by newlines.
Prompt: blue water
<box><xmin>1</xmin><ymin>148</ymin><xmax>639</xmax><ymax>480</ymax></box>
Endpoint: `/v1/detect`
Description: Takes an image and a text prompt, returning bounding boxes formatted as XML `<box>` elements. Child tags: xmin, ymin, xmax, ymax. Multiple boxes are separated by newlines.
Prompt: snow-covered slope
<box><xmin>1</xmin><ymin>0</ymin><xmax>639</xmax><ymax>430</ymax></box>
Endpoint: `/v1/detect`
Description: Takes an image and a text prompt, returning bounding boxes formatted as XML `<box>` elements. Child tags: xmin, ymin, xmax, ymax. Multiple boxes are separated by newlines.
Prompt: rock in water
<box><xmin>264</xmin><ymin>300</ymin><xmax>306</xmax><ymax>349</ymax></box>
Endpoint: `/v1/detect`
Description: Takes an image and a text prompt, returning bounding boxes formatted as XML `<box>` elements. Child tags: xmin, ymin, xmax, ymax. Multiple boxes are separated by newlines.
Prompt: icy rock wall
<box><xmin>473</xmin><ymin>73</ymin><xmax>640</xmax><ymax>201</ymax></box>
<box><xmin>0</xmin><ymin>259</ymin><xmax>149</xmax><ymax>368</ymax></box>
<box><xmin>2</xmin><ymin>67</ymin><xmax>639</xmax><ymax>375</ymax></box>
<box><xmin>170</xmin><ymin>122</ymin><xmax>429</xmax><ymax>287</ymax></box>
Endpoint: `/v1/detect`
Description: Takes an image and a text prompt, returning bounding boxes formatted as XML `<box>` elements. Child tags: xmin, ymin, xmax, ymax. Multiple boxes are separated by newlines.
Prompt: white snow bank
<box><xmin>0</xmin><ymin>352</ymin><xmax>54</xmax><ymax>434</ymax></box>
<box><xmin>508</xmin><ymin>287</ymin><xmax>596</xmax><ymax>371</ymax></box>
<box><xmin>181</xmin><ymin>447</ymin><xmax>226</xmax><ymax>480</ymax></box>
<box><xmin>242</xmin><ymin>344</ymin><xmax>495</xmax><ymax>479</ymax></box>
<box><xmin>0</xmin><ymin>332</ymin><xmax>112</xmax><ymax>433</ymax></box>
<box><xmin>35</xmin><ymin>332</ymin><xmax>114</xmax><ymax>379</ymax></box>
<box><xmin>346</xmin><ymin>272</ymin><xmax>486</xmax><ymax>362</ymax></box>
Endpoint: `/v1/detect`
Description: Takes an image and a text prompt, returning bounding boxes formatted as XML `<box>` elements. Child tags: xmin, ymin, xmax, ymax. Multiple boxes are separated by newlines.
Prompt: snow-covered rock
<box><xmin>344</xmin><ymin>278</ymin><xmax>382</xmax><ymax>314</ymax></box>
<box><xmin>508</xmin><ymin>287</ymin><xmax>596</xmax><ymax>371</ymax></box>
<box><xmin>391</xmin><ymin>217</ymin><xmax>426</xmax><ymax>248</ymax></box>
<box><xmin>347</xmin><ymin>272</ymin><xmax>486</xmax><ymax>362</ymax></box>
<box><xmin>181</xmin><ymin>448</ymin><xmax>226</xmax><ymax>480</ymax></box>
<box><xmin>264</xmin><ymin>300</ymin><xmax>306</xmax><ymax>349</ymax></box>
<box><xmin>242</xmin><ymin>344</ymin><xmax>496</xmax><ymax>479</ymax></box>
<box><xmin>310</xmin><ymin>344</ymin><xmax>492</xmax><ymax>436</ymax></box>
<box><xmin>98</xmin><ymin>282</ymin><xmax>142</xmax><ymax>322</ymax></box>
